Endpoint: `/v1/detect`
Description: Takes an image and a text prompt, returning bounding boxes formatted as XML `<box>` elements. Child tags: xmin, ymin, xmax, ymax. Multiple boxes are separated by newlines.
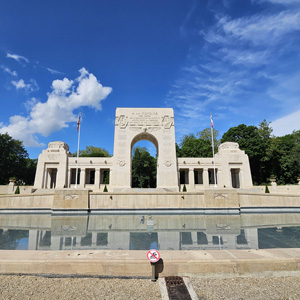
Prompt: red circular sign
<box><xmin>147</xmin><ymin>249</ymin><xmax>160</xmax><ymax>262</ymax></box>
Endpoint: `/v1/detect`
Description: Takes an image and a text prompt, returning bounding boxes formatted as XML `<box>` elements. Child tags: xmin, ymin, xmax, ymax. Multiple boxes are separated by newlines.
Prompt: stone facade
<box><xmin>34</xmin><ymin>108</ymin><xmax>253</xmax><ymax>191</ymax></box>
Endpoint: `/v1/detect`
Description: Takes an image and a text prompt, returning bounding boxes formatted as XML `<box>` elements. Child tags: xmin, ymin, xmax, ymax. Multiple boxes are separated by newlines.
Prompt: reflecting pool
<box><xmin>0</xmin><ymin>213</ymin><xmax>300</xmax><ymax>251</ymax></box>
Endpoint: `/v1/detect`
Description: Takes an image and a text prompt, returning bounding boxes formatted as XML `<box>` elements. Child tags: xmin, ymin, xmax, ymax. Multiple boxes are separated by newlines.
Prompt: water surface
<box><xmin>0</xmin><ymin>213</ymin><xmax>300</xmax><ymax>251</ymax></box>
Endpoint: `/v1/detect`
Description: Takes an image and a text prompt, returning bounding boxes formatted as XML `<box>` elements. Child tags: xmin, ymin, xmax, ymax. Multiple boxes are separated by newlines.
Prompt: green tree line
<box><xmin>0</xmin><ymin>133</ymin><xmax>37</xmax><ymax>185</ymax></box>
<box><xmin>177</xmin><ymin>122</ymin><xmax>300</xmax><ymax>185</ymax></box>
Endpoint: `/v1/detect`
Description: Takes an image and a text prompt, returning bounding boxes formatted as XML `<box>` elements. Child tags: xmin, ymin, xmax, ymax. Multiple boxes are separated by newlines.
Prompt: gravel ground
<box><xmin>0</xmin><ymin>276</ymin><xmax>161</xmax><ymax>300</ymax></box>
<box><xmin>190</xmin><ymin>276</ymin><xmax>300</xmax><ymax>300</ymax></box>
<box><xmin>1</xmin><ymin>275</ymin><xmax>300</xmax><ymax>300</ymax></box>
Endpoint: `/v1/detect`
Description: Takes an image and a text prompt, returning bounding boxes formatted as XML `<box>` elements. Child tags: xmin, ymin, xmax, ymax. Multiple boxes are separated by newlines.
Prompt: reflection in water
<box><xmin>0</xmin><ymin>213</ymin><xmax>300</xmax><ymax>251</ymax></box>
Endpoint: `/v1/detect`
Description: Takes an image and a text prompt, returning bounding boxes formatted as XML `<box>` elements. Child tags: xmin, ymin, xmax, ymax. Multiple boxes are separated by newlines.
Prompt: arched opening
<box><xmin>131</xmin><ymin>133</ymin><xmax>158</xmax><ymax>188</ymax></box>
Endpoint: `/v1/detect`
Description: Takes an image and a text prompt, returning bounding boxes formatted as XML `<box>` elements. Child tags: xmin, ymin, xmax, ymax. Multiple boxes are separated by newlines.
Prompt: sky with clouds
<box><xmin>1</xmin><ymin>0</ymin><xmax>300</xmax><ymax>158</ymax></box>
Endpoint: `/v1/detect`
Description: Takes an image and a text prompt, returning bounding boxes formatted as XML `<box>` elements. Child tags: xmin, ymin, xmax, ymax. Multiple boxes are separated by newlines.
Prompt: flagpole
<box><xmin>210</xmin><ymin>113</ymin><xmax>217</xmax><ymax>187</ymax></box>
<box><xmin>75</xmin><ymin>113</ymin><xmax>81</xmax><ymax>188</ymax></box>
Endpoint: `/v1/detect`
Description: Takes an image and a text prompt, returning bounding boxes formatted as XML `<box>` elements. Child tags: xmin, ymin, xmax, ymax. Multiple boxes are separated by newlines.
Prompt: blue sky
<box><xmin>1</xmin><ymin>0</ymin><xmax>300</xmax><ymax>158</ymax></box>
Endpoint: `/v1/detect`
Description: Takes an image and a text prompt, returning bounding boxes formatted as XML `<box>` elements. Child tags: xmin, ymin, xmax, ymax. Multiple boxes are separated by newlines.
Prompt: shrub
<box><xmin>103</xmin><ymin>185</ymin><xmax>108</xmax><ymax>192</ymax></box>
<box><xmin>15</xmin><ymin>186</ymin><xmax>20</xmax><ymax>194</ymax></box>
<box><xmin>265</xmin><ymin>185</ymin><xmax>270</xmax><ymax>193</ymax></box>
<box><xmin>183</xmin><ymin>184</ymin><xmax>187</xmax><ymax>192</ymax></box>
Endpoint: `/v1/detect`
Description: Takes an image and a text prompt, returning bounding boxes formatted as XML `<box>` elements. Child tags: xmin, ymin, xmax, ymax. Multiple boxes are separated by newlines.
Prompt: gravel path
<box><xmin>190</xmin><ymin>276</ymin><xmax>300</xmax><ymax>300</ymax></box>
<box><xmin>1</xmin><ymin>275</ymin><xmax>300</xmax><ymax>300</ymax></box>
<box><xmin>0</xmin><ymin>276</ymin><xmax>161</xmax><ymax>300</ymax></box>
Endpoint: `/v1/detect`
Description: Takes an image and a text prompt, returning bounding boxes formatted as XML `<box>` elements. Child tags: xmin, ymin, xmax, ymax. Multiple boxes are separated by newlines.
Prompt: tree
<box><xmin>258</xmin><ymin>119</ymin><xmax>273</xmax><ymax>140</ymax></box>
<box><xmin>78</xmin><ymin>146</ymin><xmax>111</xmax><ymax>157</ymax></box>
<box><xmin>267</xmin><ymin>131</ymin><xmax>300</xmax><ymax>185</ymax></box>
<box><xmin>0</xmin><ymin>133</ymin><xmax>29</xmax><ymax>185</ymax></box>
<box><xmin>24</xmin><ymin>158</ymin><xmax>38</xmax><ymax>185</ymax></box>
<box><xmin>131</xmin><ymin>147</ymin><xmax>156</xmax><ymax>188</ymax></box>
<box><xmin>197</xmin><ymin>128</ymin><xmax>220</xmax><ymax>147</ymax></box>
<box><xmin>178</xmin><ymin>133</ymin><xmax>214</xmax><ymax>158</ymax></box>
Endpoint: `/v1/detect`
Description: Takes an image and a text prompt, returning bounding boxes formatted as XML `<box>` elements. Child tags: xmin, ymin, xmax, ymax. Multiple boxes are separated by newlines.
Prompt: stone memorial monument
<box><xmin>34</xmin><ymin>108</ymin><xmax>253</xmax><ymax>192</ymax></box>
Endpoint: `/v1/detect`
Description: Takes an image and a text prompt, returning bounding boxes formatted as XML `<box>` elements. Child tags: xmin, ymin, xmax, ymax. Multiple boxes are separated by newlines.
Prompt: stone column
<box><xmin>51</xmin><ymin>236</ymin><xmax>61</xmax><ymax>250</ymax></box>
<box><xmin>191</xmin><ymin>231</ymin><xmax>198</xmax><ymax>246</ymax></box>
<box><xmin>189</xmin><ymin>168</ymin><xmax>195</xmax><ymax>190</ymax></box>
<box><xmin>94</xmin><ymin>168</ymin><xmax>100</xmax><ymax>190</ymax></box>
<box><xmin>203</xmin><ymin>168</ymin><xmax>209</xmax><ymax>188</ymax></box>
<box><xmin>28</xmin><ymin>230</ymin><xmax>38</xmax><ymax>250</ymax></box>
<box><xmin>92</xmin><ymin>232</ymin><xmax>97</xmax><ymax>247</ymax></box>
<box><xmin>158</xmin><ymin>232</ymin><xmax>179</xmax><ymax>250</ymax></box>
<box><xmin>43</xmin><ymin>168</ymin><xmax>47</xmax><ymax>189</ymax></box>
<box><xmin>239</xmin><ymin>169</ymin><xmax>243</xmax><ymax>188</ymax></box>
<box><xmin>80</xmin><ymin>168</ymin><xmax>85</xmax><ymax>188</ymax></box>
<box><xmin>67</xmin><ymin>169</ymin><xmax>71</xmax><ymax>188</ymax></box>
<box><xmin>244</xmin><ymin>228</ymin><xmax>258</xmax><ymax>249</ymax></box>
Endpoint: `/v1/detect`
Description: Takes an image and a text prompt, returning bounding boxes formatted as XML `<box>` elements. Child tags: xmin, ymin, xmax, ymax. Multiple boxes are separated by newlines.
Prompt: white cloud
<box><xmin>11</xmin><ymin>79</ymin><xmax>39</xmax><ymax>92</ymax></box>
<box><xmin>219</xmin><ymin>10</ymin><xmax>300</xmax><ymax>46</ymax></box>
<box><xmin>12</xmin><ymin>79</ymin><xmax>28</xmax><ymax>89</ymax></box>
<box><xmin>6</xmin><ymin>53</ymin><xmax>29</xmax><ymax>63</ymax></box>
<box><xmin>202</xmin><ymin>9</ymin><xmax>300</xmax><ymax>51</ymax></box>
<box><xmin>52</xmin><ymin>78</ymin><xmax>73</xmax><ymax>94</ymax></box>
<box><xmin>272</xmin><ymin>110</ymin><xmax>300</xmax><ymax>136</ymax></box>
<box><xmin>47</xmin><ymin>67</ymin><xmax>63</xmax><ymax>75</ymax></box>
<box><xmin>220</xmin><ymin>48</ymin><xmax>270</xmax><ymax>66</ymax></box>
<box><xmin>0</xmin><ymin>68</ymin><xmax>112</xmax><ymax>147</ymax></box>
<box><xmin>1</xmin><ymin>66</ymin><xmax>17</xmax><ymax>76</ymax></box>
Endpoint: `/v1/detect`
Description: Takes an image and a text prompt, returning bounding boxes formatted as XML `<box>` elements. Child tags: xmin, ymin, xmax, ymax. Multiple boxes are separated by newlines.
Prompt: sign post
<box><xmin>147</xmin><ymin>249</ymin><xmax>160</xmax><ymax>281</ymax></box>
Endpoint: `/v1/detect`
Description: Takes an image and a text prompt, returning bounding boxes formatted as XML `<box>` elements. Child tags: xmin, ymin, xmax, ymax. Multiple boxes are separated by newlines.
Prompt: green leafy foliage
<box><xmin>183</xmin><ymin>184</ymin><xmax>187</xmax><ymax>192</ymax></box>
<box><xmin>131</xmin><ymin>147</ymin><xmax>156</xmax><ymax>188</ymax></box>
<box><xmin>0</xmin><ymin>133</ymin><xmax>36</xmax><ymax>185</ymax></box>
<box><xmin>177</xmin><ymin>128</ymin><xmax>219</xmax><ymax>158</ymax></box>
<box><xmin>266</xmin><ymin>131</ymin><xmax>300</xmax><ymax>185</ymax></box>
<box><xmin>103</xmin><ymin>184</ymin><xmax>108</xmax><ymax>192</ymax></box>
<box><xmin>78</xmin><ymin>146</ymin><xmax>111</xmax><ymax>157</ymax></box>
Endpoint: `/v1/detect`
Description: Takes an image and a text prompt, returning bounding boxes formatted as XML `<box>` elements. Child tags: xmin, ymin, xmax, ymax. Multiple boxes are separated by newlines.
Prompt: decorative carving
<box><xmin>162</xmin><ymin>115</ymin><xmax>174</xmax><ymax>129</ymax></box>
<box><xmin>165</xmin><ymin>160</ymin><xmax>172</xmax><ymax>167</ymax></box>
<box><xmin>116</xmin><ymin>115</ymin><xmax>128</xmax><ymax>128</ymax></box>
<box><xmin>219</xmin><ymin>142</ymin><xmax>239</xmax><ymax>151</ymax></box>
<box><xmin>214</xmin><ymin>193</ymin><xmax>228</xmax><ymax>200</ymax></box>
<box><xmin>118</xmin><ymin>160</ymin><xmax>126</xmax><ymax>167</ymax></box>
<box><xmin>64</xmin><ymin>195</ymin><xmax>79</xmax><ymax>200</ymax></box>
<box><xmin>216</xmin><ymin>224</ymin><xmax>231</xmax><ymax>230</ymax></box>
<box><xmin>61</xmin><ymin>225</ymin><xmax>77</xmax><ymax>231</ymax></box>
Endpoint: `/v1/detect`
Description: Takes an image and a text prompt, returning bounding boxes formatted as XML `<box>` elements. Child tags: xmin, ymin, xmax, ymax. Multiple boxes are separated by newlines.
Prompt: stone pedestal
<box><xmin>53</xmin><ymin>189</ymin><xmax>90</xmax><ymax>212</ymax></box>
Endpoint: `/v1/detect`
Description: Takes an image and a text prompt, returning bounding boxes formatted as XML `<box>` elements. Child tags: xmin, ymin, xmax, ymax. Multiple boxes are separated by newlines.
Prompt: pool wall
<box><xmin>1</xmin><ymin>189</ymin><xmax>300</xmax><ymax>213</ymax></box>
<box><xmin>0</xmin><ymin>249</ymin><xmax>300</xmax><ymax>278</ymax></box>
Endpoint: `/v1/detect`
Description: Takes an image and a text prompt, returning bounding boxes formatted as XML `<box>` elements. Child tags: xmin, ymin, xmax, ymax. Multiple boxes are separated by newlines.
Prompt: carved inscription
<box><xmin>61</xmin><ymin>225</ymin><xmax>77</xmax><ymax>231</ymax></box>
<box><xmin>115</xmin><ymin>111</ymin><xmax>174</xmax><ymax>130</ymax></box>
<box><xmin>64</xmin><ymin>195</ymin><xmax>79</xmax><ymax>200</ymax></box>
<box><xmin>214</xmin><ymin>193</ymin><xmax>228</xmax><ymax>200</ymax></box>
<box><xmin>129</xmin><ymin>111</ymin><xmax>160</xmax><ymax>127</ymax></box>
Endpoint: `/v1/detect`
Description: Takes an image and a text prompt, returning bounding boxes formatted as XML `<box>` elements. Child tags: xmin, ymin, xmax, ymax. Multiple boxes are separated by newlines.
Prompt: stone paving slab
<box><xmin>0</xmin><ymin>249</ymin><xmax>300</xmax><ymax>278</ymax></box>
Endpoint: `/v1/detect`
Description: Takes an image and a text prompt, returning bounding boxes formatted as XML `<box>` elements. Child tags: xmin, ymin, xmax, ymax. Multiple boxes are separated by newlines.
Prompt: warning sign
<box><xmin>147</xmin><ymin>249</ymin><xmax>160</xmax><ymax>263</ymax></box>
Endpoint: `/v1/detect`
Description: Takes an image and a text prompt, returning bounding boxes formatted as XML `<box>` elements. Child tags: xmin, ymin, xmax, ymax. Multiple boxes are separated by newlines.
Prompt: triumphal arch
<box><xmin>34</xmin><ymin>107</ymin><xmax>253</xmax><ymax>192</ymax></box>
<box><xmin>111</xmin><ymin>108</ymin><xmax>178</xmax><ymax>191</ymax></box>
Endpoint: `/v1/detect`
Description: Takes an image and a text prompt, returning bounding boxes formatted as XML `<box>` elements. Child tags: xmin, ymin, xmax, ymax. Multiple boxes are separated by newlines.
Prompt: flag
<box><xmin>210</xmin><ymin>114</ymin><xmax>213</xmax><ymax>128</ymax></box>
<box><xmin>77</xmin><ymin>113</ymin><xmax>81</xmax><ymax>132</ymax></box>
